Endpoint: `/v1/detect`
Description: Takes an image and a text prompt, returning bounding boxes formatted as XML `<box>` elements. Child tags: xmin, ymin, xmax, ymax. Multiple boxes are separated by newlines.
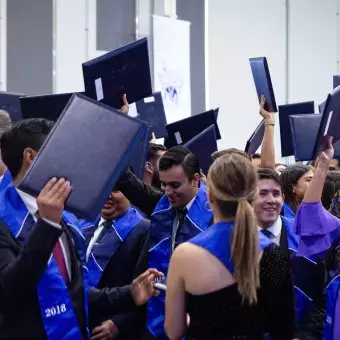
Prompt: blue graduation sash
<box><xmin>0</xmin><ymin>169</ymin><xmax>12</xmax><ymax>192</ymax></box>
<box><xmin>82</xmin><ymin>207</ymin><xmax>144</xmax><ymax>287</ymax></box>
<box><xmin>282</xmin><ymin>216</ymin><xmax>319</xmax><ymax>324</ymax></box>
<box><xmin>0</xmin><ymin>185</ymin><xmax>89</xmax><ymax>340</ymax></box>
<box><xmin>282</xmin><ymin>201</ymin><xmax>295</xmax><ymax>220</ymax></box>
<box><xmin>147</xmin><ymin>185</ymin><xmax>212</xmax><ymax>339</ymax></box>
<box><xmin>189</xmin><ymin>221</ymin><xmax>272</xmax><ymax>275</ymax></box>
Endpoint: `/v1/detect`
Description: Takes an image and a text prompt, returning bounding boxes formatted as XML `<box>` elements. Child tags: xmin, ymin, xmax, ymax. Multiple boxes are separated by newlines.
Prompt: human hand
<box><xmin>131</xmin><ymin>269</ymin><xmax>164</xmax><ymax>306</ymax></box>
<box><xmin>119</xmin><ymin>94</ymin><xmax>129</xmax><ymax>114</ymax></box>
<box><xmin>37</xmin><ymin>178</ymin><xmax>71</xmax><ymax>224</ymax></box>
<box><xmin>91</xmin><ymin>320</ymin><xmax>119</xmax><ymax>340</ymax></box>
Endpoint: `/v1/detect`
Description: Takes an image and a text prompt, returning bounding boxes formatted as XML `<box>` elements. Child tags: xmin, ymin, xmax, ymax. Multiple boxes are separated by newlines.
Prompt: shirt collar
<box><xmin>186</xmin><ymin>196</ymin><xmax>196</xmax><ymax>211</ymax></box>
<box><xmin>258</xmin><ymin>217</ymin><xmax>282</xmax><ymax>237</ymax></box>
<box><xmin>16</xmin><ymin>188</ymin><xmax>38</xmax><ymax>216</ymax></box>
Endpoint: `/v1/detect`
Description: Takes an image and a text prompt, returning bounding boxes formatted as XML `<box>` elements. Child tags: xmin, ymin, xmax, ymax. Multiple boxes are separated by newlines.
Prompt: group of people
<box><xmin>1</xmin><ymin>94</ymin><xmax>340</xmax><ymax>340</ymax></box>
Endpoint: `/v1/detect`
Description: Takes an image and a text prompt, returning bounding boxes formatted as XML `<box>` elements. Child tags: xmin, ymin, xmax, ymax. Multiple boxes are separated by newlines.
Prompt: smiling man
<box><xmin>253</xmin><ymin>168</ymin><xmax>325</xmax><ymax>339</ymax></box>
<box><xmin>116</xmin><ymin>146</ymin><xmax>213</xmax><ymax>339</ymax></box>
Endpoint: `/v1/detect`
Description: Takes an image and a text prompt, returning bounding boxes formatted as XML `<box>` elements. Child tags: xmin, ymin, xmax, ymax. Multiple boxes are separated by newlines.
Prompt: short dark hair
<box><xmin>211</xmin><ymin>148</ymin><xmax>251</xmax><ymax>161</ymax></box>
<box><xmin>257</xmin><ymin>168</ymin><xmax>282</xmax><ymax>189</ymax></box>
<box><xmin>0</xmin><ymin>118</ymin><xmax>54</xmax><ymax>178</ymax></box>
<box><xmin>252</xmin><ymin>153</ymin><xmax>261</xmax><ymax>159</ymax></box>
<box><xmin>147</xmin><ymin>143</ymin><xmax>167</xmax><ymax>163</ymax></box>
<box><xmin>159</xmin><ymin>145</ymin><xmax>200</xmax><ymax>181</ymax></box>
<box><xmin>279</xmin><ymin>165</ymin><xmax>312</xmax><ymax>213</ymax></box>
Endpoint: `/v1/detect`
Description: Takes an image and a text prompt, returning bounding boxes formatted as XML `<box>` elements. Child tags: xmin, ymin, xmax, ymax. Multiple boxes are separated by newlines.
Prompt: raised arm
<box><xmin>293</xmin><ymin>137</ymin><xmax>340</xmax><ymax>257</ymax></box>
<box><xmin>303</xmin><ymin>137</ymin><xmax>333</xmax><ymax>203</ymax></box>
<box><xmin>116</xmin><ymin>168</ymin><xmax>163</xmax><ymax>217</ymax></box>
<box><xmin>259</xmin><ymin>95</ymin><xmax>276</xmax><ymax>169</ymax></box>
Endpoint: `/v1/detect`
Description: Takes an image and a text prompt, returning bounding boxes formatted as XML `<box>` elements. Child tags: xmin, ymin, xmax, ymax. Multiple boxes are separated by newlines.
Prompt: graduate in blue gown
<box><xmin>0</xmin><ymin>118</ymin><xmax>163</xmax><ymax>340</ymax></box>
<box><xmin>165</xmin><ymin>153</ymin><xmax>295</xmax><ymax>340</ymax></box>
<box><xmin>0</xmin><ymin>119</ymin><xmax>90</xmax><ymax>339</ymax></box>
<box><xmin>117</xmin><ymin>146</ymin><xmax>213</xmax><ymax>339</ymax></box>
<box><xmin>253</xmin><ymin>168</ymin><xmax>325</xmax><ymax>339</ymax></box>
<box><xmin>280</xmin><ymin>165</ymin><xmax>314</xmax><ymax>220</ymax></box>
<box><xmin>81</xmin><ymin>190</ymin><xmax>150</xmax><ymax>339</ymax></box>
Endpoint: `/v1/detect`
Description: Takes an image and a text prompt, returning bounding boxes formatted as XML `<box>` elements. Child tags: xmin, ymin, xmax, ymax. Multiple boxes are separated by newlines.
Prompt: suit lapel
<box><xmin>279</xmin><ymin>224</ymin><xmax>289</xmax><ymax>258</ymax></box>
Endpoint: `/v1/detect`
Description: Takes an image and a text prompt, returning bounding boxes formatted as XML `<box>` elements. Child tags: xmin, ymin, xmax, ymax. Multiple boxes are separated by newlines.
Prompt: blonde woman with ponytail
<box><xmin>165</xmin><ymin>154</ymin><xmax>295</xmax><ymax>340</ymax></box>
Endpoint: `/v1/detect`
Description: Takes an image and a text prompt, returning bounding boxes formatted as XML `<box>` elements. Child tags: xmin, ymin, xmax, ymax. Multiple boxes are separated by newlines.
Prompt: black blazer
<box><xmin>88</xmin><ymin>218</ymin><xmax>150</xmax><ymax>339</ymax></box>
<box><xmin>0</xmin><ymin>217</ymin><xmax>88</xmax><ymax>340</ymax></box>
<box><xmin>280</xmin><ymin>222</ymin><xmax>325</xmax><ymax>340</ymax></box>
<box><xmin>116</xmin><ymin>168</ymin><xmax>163</xmax><ymax>218</ymax></box>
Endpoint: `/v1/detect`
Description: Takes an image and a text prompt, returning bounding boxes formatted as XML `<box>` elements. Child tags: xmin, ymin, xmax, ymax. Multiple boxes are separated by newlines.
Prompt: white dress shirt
<box><xmin>257</xmin><ymin>217</ymin><xmax>282</xmax><ymax>246</ymax></box>
<box><xmin>86</xmin><ymin>218</ymin><xmax>111</xmax><ymax>261</ymax></box>
<box><xmin>16</xmin><ymin>188</ymin><xmax>72</xmax><ymax>280</ymax></box>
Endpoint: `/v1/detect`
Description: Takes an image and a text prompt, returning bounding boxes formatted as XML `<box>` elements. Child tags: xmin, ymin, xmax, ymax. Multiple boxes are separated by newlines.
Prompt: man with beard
<box><xmin>143</xmin><ymin>143</ymin><xmax>166</xmax><ymax>189</ymax></box>
<box><xmin>253</xmin><ymin>168</ymin><xmax>325</xmax><ymax>340</ymax></box>
<box><xmin>82</xmin><ymin>190</ymin><xmax>150</xmax><ymax>340</ymax></box>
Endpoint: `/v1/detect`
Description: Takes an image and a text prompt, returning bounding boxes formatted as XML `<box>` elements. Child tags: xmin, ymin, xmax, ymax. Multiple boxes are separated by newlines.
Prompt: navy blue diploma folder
<box><xmin>18</xmin><ymin>93</ymin><xmax>149</xmax><ymax>220</ymax></box>
<box><xmin>290</xmin><ymin>113</ymin><xmax>340</xmax><ymax>161</ymax></box>
<box><xmin>0</xmin><ymin>91</ymin><xmax>26</xmax><ymax>122</ymax></box>
<box><xmin>290</xmin><ymin>114</ymin><xmax>320</xmax><ymax>161</ymax></box>
<box><xmin>20</xmin><ymin>92</ymin><xmax>83</xmax><ymax>121</ymax></box>
<box><xmin>129</xmin><ymin>128</ymin><xmax>151</xmax><ymax>180</ymax></box>
<box><xmin>135</xmin><ymin>92</ymin><xmax>168</xmax><ymax>138</ymax></box>
<box><xmin>245</xmin><ymin>120</ymin><xmax>265</xmax><ymax>155</ymax></box>
<box><xmin>278</xmin><ymin>101</ymin><xmax>315</xmax><ymax>157</ymax></box>
<box><xmin>184</xmin><ymin>125</ymin><xmax>217</xmax><ymax>174</ymax></box>
<box><xmin>82</xmin><ymin>38</ymin><xmax>152</xmax><ymax>109</ymax></box>
<box><xmin>164</xmin><ymin>109</ymin><xmax>221</xmax><ymax>148</ymax></box>
<box><xmin>249</xmin><ymin>57</ymin><xmax>277</xmax><ymax>112</ymax></box>
<box><xmin>313</xmin><ymin>87</ymin><xmax>340</xmax><ymax>159</ymax></box>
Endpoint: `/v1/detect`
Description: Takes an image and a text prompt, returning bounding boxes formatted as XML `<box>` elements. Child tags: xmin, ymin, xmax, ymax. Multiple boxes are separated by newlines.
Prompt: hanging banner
<box><xmin>153</xmin><ymin>15</ymin><xmax>191</xmax><ymax>124</ymax></box>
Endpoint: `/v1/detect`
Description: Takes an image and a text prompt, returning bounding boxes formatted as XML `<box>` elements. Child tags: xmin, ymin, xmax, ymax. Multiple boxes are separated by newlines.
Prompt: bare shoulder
<box><xmin>171</xmin><ymin>242</ymin><xmax>219</xmax><ymax>273</ymax></box>
<box><xmin>172</xmin><ymin>242</ymin><xmax>206</xmax><ymax>260</ymax></box>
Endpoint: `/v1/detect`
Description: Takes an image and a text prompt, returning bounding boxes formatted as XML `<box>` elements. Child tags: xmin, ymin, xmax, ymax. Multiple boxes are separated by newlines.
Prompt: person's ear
<box><xmin>23</xmin><ymin>148</ymin><xmax>37</xmax><ymax>166</ymax></box>
<box><xmin>144</xmin><ymin>161</ymin><xmax>153</xmax><ymax>175</ymax></box>
<box><xmin>192</xmin><ymin>173</ymin><xmax>200</xmax><ymax>188</ymax></box>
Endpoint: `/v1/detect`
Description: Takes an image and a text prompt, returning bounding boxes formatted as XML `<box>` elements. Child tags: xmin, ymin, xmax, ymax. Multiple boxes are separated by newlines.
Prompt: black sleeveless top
<box><xmin>186</xmin><ymin>244</ymin><xmax>296</xmax><ymax>340</ymax></box>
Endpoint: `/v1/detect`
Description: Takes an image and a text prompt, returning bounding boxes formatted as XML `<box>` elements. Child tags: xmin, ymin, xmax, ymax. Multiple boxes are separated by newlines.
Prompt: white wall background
<box><xmin>1</xmin><ymin>0</ymin><xmax>340</xmax><ymax>163</ymax></box>
<box><xmin>207</xmin><ymin>0</ymin><xmax>340</xmax><ymax>162</ymax></box>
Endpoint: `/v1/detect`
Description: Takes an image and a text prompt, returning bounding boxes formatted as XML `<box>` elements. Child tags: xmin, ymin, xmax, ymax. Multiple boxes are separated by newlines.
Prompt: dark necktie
<box><xmin>96</xmin><ymin>220</ymin><xmax>113</xmax><ymax>243</ymax></box>
<box><xmin>172</xmin><ymin>207</ymin><xmax>188</xmax><ymax>250</ymax></box>
<box><xmin>261</xmin><ymin>228</ymin><xmax>273</xmax><ymax>239</ymax></box>
<box><xmin>102</xmin><ymin>220</ymin><xmax>113</xmax><ymax>229</ymax></box>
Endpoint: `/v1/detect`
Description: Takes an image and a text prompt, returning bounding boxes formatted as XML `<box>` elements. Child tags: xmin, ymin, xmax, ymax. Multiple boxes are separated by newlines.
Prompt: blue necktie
<box><xmin>261</xmin><ymin>228</ymin><xmax>273</xmax><ymax>239</ymax></box>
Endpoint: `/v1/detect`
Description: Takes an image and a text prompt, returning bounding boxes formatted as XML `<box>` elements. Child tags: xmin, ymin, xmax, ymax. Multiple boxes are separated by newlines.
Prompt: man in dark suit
<box><xmin>253</xmin><ymin>168</ymin><xmax>325</xmax><ymax>340</ymax></box>
<box><xmin>82</xmin><ymin>190</ymin><xmax>149</xmax><ymax>339</ymax></box>
<box><xmin>0</xmin><ymin>118</ymin><xmax>162</xmax><ymax>340</ymax></box>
